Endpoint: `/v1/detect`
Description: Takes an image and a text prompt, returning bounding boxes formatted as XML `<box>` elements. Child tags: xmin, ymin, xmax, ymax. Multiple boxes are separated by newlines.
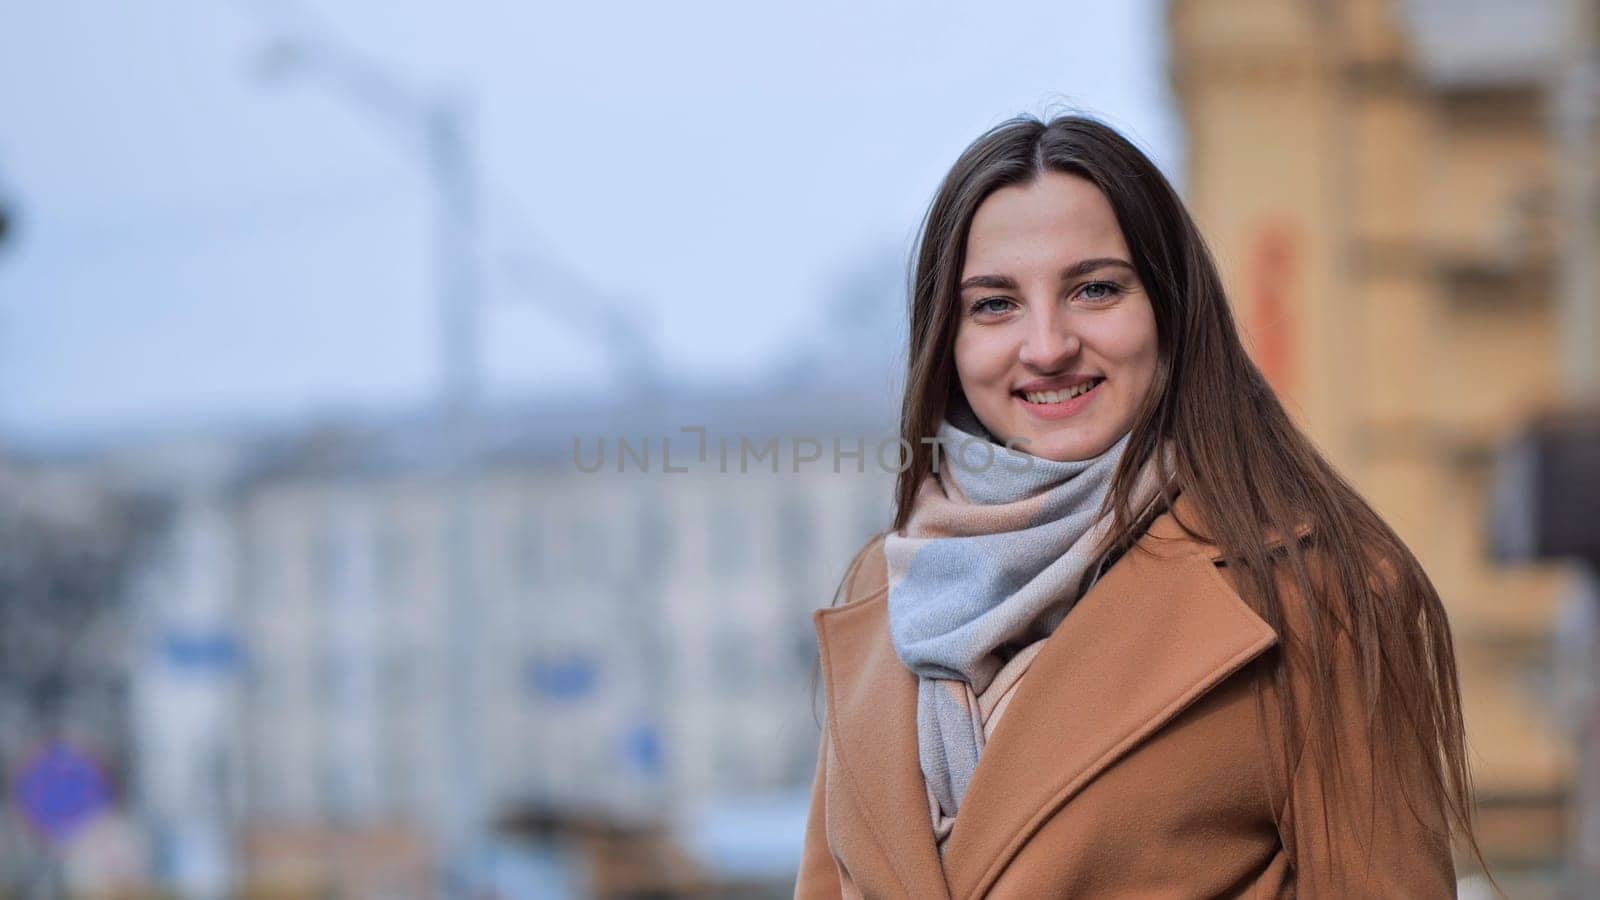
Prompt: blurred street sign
<box><xmin>622</xmin><ymin>722</ymin><xmax>663</xmax><ymax>777</ymax></box>
<box><xmin>12</xmin><ymin>741</ymin><xmax>111</xmax><ymax>845</ymax></box>
<box><xmin>527</xmin><ymin>654</ymin><xmax>597</xmax><ymax>701</ymax></box>
<box><xmin>1491</xmin><ymin>410</ymin><xmax>1600</xmax><ymax>563</ymax></box>
<box><xmin>161</xmin><ymin>631</ymin><xmax>242</xmax><ymax>673</ymax></box>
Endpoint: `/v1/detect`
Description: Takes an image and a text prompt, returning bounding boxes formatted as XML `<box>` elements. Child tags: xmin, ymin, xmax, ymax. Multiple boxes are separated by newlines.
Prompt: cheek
<box><xmin>953</xmin><ymin>328</ymin><xmax>1009</xmax><ymax>385</ymax></box>
<box><xmin>1091</xmin><ymin>309</ymin><xmax>1159</xmax><ymax>374</ymax></box>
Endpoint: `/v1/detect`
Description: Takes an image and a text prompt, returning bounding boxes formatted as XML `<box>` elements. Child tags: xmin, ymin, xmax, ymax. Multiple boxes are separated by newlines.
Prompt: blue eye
<box><xmin>971</xmin><ymin>297</ymin><xmax>1013</xmax><ymax>315</ymax></box>
<box><xmin>1081</xmin><ymin>282</ymin><xmax>1122</xmax><ymax>302</ymax></box>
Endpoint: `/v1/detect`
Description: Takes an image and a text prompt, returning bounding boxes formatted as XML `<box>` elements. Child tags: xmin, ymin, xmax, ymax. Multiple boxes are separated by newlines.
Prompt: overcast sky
<box><xmin>0</xmin><ymin>0</ymin><xmax>1179</xmax><ymax>444</ymax></box>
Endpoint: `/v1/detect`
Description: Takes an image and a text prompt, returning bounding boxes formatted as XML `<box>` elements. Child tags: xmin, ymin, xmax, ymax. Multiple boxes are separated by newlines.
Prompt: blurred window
<box><xmin>712</xmin><ymin>627</ymin><xmax>753</xmax><ymax>687</ymax></box>
<box><xmin>313</xmin><ymin>529</ymin><xmax>344</xmax><ymax>602</ymax></box>
<box><xmin>512</xmin><ymin>509</ymin><xmax>543</xmax><ymax>592</ymax></box>
<box><xmin>777</xmin><ymin>490</ymin><xmax>813</xmax><ymax>598</ymax></box>
<box><xmin>633</xmin><ymin>490</ymin><xmax>671</xmax><ymax>581</ymax></box>
<box><xmin>856</xmin><ymin>483</ymin><xmax>888</xmax><ymax>543</ymax></box>
<box><xmin>570</xmin><ymin>509</ymin><xmax>605</xmax><ymax>582</ymax></box>
<box><xmin>376</xmin><ymin>524</ymin><xmax>414</xmax><ymax>604</ymax></box>
<box><xmin>709</xmin><ymin>502</ymin><xmax>747</xmax><ymax>576</ymax></box>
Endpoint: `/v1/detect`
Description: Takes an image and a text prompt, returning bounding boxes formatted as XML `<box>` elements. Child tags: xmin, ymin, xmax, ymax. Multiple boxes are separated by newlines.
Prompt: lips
<box><xmin>1014</xmin><ymin>374</ymin><xmax>1103</xmax><ymax>395</ymax></box>
<box><xmin>1013</xmin><ymin>376</ymin><xmax>1105</xmax><ymax>420</ymax></box>
<box><xmin>1013</xmin><ymin>377</ymin><xmax>1105</xmax><ymax>403</ymax></box>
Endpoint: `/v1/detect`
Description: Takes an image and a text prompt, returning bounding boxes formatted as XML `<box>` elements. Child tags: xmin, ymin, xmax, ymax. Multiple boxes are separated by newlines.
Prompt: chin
<box><xmin>1025</xmin><ymin>432</ymin><xmax>1111</xmax><ymax>463</ymax></box>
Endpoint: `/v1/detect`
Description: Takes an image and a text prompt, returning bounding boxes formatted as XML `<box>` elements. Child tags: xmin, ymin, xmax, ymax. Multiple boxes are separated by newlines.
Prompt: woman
<box><xmin>795</xmin><ymin>114</ymin><xmax>1489</xmax><ymax>898</ymax></box>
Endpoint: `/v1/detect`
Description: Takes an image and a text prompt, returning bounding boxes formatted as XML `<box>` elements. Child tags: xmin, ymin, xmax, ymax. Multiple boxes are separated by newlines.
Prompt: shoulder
<box><xmin>1136</xmin><ymin>490</ymin><xmax>1316</xmax><ymax>564</ymax></box>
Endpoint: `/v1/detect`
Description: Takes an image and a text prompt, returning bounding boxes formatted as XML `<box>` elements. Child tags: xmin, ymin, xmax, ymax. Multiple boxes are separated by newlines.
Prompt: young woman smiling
<box><xmin>796</xmin><ymin>115</ymin><xmax>1487</xmax><ymax>898</ymax></box>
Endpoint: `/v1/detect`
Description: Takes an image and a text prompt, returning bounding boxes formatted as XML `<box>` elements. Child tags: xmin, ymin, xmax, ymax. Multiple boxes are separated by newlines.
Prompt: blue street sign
<box><xmin>526</xmin><ymin>654</ymin><xmax>598</xmax><ymax>701</ymax></box>
<box><xmin>13</xmin><ymin>741</ymin><xmax>110</xmax><ymax>844</ymax></box>
<box><xmin>622</xmin><ymin>722</ymin><xmax>663</xmax><ymax>777</ymax></box>
<box><xmin>162</xmin><ymin>632</ymin><xmax>242</xmax><ymax>672</ymax></box>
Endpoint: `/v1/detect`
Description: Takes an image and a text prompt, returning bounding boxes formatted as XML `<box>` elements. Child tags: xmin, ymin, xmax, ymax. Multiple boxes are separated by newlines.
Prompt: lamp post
<box><xmin>254</xmin><ymin>35</ymin><xmax>486</xmax><ymax>896</ymax></box>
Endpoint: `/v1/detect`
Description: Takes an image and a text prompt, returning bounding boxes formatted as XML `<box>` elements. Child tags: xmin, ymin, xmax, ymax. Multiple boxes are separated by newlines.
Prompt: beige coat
<box><xmin>795</xmin><ymin>493</ymin><xmax>1456</xmax><ymax>898</ymax></box>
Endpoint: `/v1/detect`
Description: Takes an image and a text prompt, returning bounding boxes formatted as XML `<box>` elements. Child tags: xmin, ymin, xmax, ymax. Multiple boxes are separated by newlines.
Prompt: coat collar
<box><xmin>812</xmin><ymin>493</ymin><xmax>1306</xmax><ymax>899</ymax></box>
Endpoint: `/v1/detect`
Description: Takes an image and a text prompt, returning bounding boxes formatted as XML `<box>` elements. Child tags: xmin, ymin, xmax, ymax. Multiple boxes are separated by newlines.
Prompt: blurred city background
<box><xmin>0</xmin><ymin>0</ymin><xmax>1597</xmax><ymax>897</ymax></box>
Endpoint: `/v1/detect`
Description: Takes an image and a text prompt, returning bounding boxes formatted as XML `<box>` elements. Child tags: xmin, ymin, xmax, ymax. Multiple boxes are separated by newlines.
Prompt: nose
<box><xmin>1017</xmin><ymin>303</ymin><xmax>1081</xmax><ymax>371</ymax></box>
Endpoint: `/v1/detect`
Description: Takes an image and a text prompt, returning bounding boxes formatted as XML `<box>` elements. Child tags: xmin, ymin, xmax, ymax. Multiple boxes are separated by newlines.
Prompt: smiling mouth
<box><xmin>1014</xmin><ymin>378</ymin><xmax>1105</xmax><ymax>404</ymax></box>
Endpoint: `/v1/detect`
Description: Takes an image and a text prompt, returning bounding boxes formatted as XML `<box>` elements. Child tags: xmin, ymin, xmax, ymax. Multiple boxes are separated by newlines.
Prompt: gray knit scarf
<box><xmin>884</xmin><ymin>401</ymin><xmax>1171</xmax><ymax>833</ymax></box>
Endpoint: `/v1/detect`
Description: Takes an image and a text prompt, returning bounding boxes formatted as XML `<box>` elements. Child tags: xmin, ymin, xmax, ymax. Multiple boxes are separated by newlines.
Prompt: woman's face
<box><xmin>953</xmin><ymin>170</ymin><xmax>1158</xmax><ymax>463</ymax></box>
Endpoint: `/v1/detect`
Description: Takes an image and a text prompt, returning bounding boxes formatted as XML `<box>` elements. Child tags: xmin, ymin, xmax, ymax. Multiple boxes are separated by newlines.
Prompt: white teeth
<box><xmin>1023</xmin><ymin>380</ymin><xmax>1099</xmax><ymax>404</ymax></box>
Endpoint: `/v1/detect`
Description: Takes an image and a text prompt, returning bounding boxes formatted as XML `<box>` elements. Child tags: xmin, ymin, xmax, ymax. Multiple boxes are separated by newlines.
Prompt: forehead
<box><xmin>961</xmin><ymin>171</ymin><xmax>1128</xmax><ymax>273</ymax></box>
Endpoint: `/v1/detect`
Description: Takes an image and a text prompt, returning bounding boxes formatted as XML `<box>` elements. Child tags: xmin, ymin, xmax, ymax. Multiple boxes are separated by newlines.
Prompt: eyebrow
<box><xmin>958</xmin><ymin>257</ymin><xmax>1136</xmax><ymax>292</ymax></box>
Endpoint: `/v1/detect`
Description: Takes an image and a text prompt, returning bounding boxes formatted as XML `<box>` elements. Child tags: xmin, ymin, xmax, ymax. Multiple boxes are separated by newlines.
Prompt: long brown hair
<box><xmin>892</xmin><ymin>113</ymin><xmax>1488</xmax><ymax>880</ymax></box>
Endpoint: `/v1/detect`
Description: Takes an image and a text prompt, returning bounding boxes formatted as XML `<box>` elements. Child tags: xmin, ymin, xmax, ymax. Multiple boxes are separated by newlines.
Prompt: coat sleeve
<box><xmin>1253</xmin><ymin>553</ymin><xmax>1459</xmax><ymax>897</ymax></box>
<box><xmin>794</xmin><ymin>725</ymin><xmax>843</xmax><ymax>899</ymax></box>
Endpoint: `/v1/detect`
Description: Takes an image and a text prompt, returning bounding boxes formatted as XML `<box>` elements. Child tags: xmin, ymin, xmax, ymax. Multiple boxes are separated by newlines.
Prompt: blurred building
<box><xmin>120</xmin><ymin>438</ymin><xmax>265</xmax><ymax>898</ymax></box>
<box><xmin>109</xmin><ymin>385</ymin><xmax>894</xmax><ymax>897</ymax></box>
<box><xmin>1170</xmin><ymin>0</ymin><xmax>1597</xmax><ymax>889</ymax></box>
<box><xmin>0</xmin><ymin>451</ymin><xmax>159</xmax><ymax>894</ymax></box>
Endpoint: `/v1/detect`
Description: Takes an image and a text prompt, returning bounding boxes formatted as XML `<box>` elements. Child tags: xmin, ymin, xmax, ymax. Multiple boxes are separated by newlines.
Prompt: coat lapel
<box><xmin>813</xmin><ymin>578</ymin><xmax>953</xmax><ymax>899</ymax></box>
<box><xmin>812</xmin><ymin>493</ymin><xmax>1304</xmax><ymax>900</ymax></box>
<box><xmin>937</xmin><ymin>512</ymin><xmax>1280</xmax><ymax>898</ymax></box>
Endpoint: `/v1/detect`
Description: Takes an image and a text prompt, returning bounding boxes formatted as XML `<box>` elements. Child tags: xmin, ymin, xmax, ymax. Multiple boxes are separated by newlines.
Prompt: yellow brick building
<box><xmin>1169</xmin><ymin>0</ymin><xmax>1595</xmax><ymax>883</ymax></box>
